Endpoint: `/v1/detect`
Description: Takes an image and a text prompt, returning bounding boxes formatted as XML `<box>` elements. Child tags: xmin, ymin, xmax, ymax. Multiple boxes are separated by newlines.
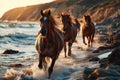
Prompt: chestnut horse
<box><xmin>81</xmin><ymin>15</ymin><xmax>95</xmax><ymax>47</ymax></box>
<box><xmin>61</xmin><ymin>14</ymin><xmax>80</xmax><ymax>57</ymax></box>
<box><xmin>35</xmin><ymin>10</ymin><xmax>64</xmax><ymax>78</ymax></box>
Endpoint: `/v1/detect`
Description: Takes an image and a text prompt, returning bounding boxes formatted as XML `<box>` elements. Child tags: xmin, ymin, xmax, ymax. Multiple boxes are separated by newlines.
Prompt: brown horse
<box><xmin>81</xmin><ymin>15</ymin><xmax>95</xmax><ymax>47</ymax></box>
<box><xmin>61</xmin><ymin>14</ymin><xmax>80</xmax><ymax>57</ymax></box>
<box><xmin>35</xmin><ymin>10</ymin><xmax>64</xmax><ymax>78</ymax></box>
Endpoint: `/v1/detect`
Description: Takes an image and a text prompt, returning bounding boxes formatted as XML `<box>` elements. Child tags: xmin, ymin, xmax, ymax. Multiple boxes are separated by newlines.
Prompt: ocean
<box><xmin>0</xmin><ymin>21</ymin><xmax>102</xmax><ymax>80</ymax></box>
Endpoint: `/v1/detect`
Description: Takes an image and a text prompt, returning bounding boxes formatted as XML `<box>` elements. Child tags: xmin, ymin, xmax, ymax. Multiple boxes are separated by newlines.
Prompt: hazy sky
<box><xmin>0</xmin><ymin>0</ymin><xmax>54</xmax><ymax>17</ymax></box>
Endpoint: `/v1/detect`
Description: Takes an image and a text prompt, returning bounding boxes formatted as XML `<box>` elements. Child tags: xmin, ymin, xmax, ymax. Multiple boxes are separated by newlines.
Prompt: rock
<box><xmin>83</xmin><ymin>47</ymin><xmax>120</xmax><ymax>80</ymax></box>
<box><xmin>89</xmin><ymin>57</ymin><xmax>100</xmax><ymax>62</ymax></box>
<box><xmin>97</xmin><ymin>35</ymin><xmax>108</xmax><ymax>43</ymax></box>
<box><xmin>108</xmin><ymin>47</ymin><xmax>120</xmax><ymax>65</ymax></box>
<box><xmin>99</xmin><ymin>58</ymin><xmax>108</xmax><ymax>68</ymax></box>
<box><xmin>0</xmin><ymin>77</ymin><xmax>14</xmax><ymax>80</ymax></box>
<box><xmin>108</xmin><ymin>64</ymin><xmax>120</xmax><ymax>73</ymax></box>
<box><xmin>83</xmin><ymin>67</ymin><xmax>94</xmax><ymax>80</ymax></box>
<box><xmin>114</xmin><ymin>32</ymin><xmax>120</xmax><ymax>42</ymax></box>
<box><xmin>2</xmin><ymin>49</ymin><xmax>19</xmax><ymax>54</ymax></box>
<box><xmin>111</xmin><ymin>42</ymin><xmax>120</xmax><ymax>48</ymax></box>
<box><xmin>99</xmin><ymin>77</ymin><xmax>120</xmax><ymax>80</ymax></box>
<box><xmin>97</xmin><ymin>46</ymin><xmax>111</xmax><ymax>50</ymax></box>
<box><xmin>99</xmin><ymin>29</ymin><xmax>107</xmax><ymax>35</ymax></box>
<box><xmin>83</xmin><ymin>66</ymin><xmax>120</xmax><ymax>80</ymax></box>
<box><xmin>93</xmin><ymin>46</ymin><xmax>112</xmax><ymax>53</ymax></box>
<box><xmin>22</xmin><ymin>69</ymin><xmax>33</xmax><ymax>75</ymax></box>
<box><xmin>21</xmin><ymin>74</ymin><xmax>36</xmax><ymax>80</ymax></box>
<box><xmin>97</xmin><ymin>68</ymin><xmax>120</xmax><ymax>77</ymax></box>
<box><xmin>10</xmin><ymin>63</ymin><xmax>23</xmax><ymax>67</ymax></box>
<box><xmin>93</xmin><ymin>49</ymin><xmax>99</xmax><ymax>53</ymax></box>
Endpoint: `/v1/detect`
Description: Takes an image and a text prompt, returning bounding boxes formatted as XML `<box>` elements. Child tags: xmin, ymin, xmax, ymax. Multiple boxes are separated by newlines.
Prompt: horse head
<box><xmin>40</xmin><ymin>10</ymin><xmax>55</xmax><ymax>36</ymax></box>
<box><xmin>61</xmin><ymin>14</ymin><xmax>71</xmax><ymax>31</ymax></box>
<box><xmin>83</xmin><ymin>15</ymin><xmax>91</xmax><ymax>24</ymax></box>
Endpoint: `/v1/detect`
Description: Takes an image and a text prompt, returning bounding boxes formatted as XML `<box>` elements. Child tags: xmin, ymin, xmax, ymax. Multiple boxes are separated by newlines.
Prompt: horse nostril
<box><xmin>63</xmin><ymin>28</ymin><xmax>66</xmax><ymax>31</ymax></box>
<box><xmin>40</xmin><ymin>27</ymin><xmax>47</xmax><ymax>36</ymax></box>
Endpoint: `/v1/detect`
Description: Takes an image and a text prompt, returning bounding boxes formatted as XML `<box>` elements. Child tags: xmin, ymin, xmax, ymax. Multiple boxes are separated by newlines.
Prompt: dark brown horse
<box><xmin>35</xmin><ymin>10</ymin><xmax>64</xmax><ymax>78</ymax></box>
<box><xmin>81</xmin><ymin>15</ymin><xmax>95</xmax><ymax>47</ymax></box>
<box><xmin>61</xmin><ymin>14</ymin><xmax>80</xmax><ymax>57</ymax></box>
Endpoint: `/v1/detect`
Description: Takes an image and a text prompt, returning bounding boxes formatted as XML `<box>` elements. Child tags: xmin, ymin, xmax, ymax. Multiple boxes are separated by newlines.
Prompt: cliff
<box><xmin>0</xmin><ymin>0</ymin><xmax>120</xmax><ymax>24</ymax></box>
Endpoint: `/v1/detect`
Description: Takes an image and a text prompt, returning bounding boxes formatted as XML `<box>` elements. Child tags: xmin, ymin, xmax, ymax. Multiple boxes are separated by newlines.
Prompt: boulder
<box><xmin>89</xmin><ymin>56</ymin><xmax>100</xmax><ymax>62</ymax></box>
<box><xmin>97</xmin><ymin>35</ymin><xmax>108</xmax><ymax>43</ymax></box>
<box><xmin>99</xmin><ymin>58</ymin><xmax>108</xmax><ymax>68</ymax></box>
<box><xmin>2</xmin><ymin>49</ymin><xmax>19</xmax><ymax>54</ymax></box>
<box><xmin>83</xmin><ymin>67</ymin><xmax>95</xmax><ymax>80</ymax></box>
<box><xmin>92</xmin><ymin>46</ymin><xmax>112</xmax><ymax>53</ymax></box>
<box><xmin>0</xmin><ymin>77</ymin><xmax>14</xmax><ymax>80</ymax></box>
<box><xmin>108</xmin><ymin>47</ymin><xmax>120</xmax><ymax>65</ymax></box>
<box><xmin>83</xmin><ymin>67</ymin><xmax>120</xmax><ymax>80</ymax></box>
<box><xmin>9</xmin><ymin>63</ymin><xmax>23</xmax><ymax>67</ymax></box>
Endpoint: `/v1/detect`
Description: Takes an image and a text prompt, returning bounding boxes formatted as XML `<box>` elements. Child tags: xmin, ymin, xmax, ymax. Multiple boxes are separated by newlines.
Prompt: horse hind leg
<box><xmin>42</xmin><ymin>57</ymin><xmax>49</xmax><ymax>71</ymax></box>
<box><xmin>38</xmin><ymin>54</ymin><xmax>43</xmax><ymax>69</ymax></box>
<box><xmin>68</xmin><ymin>41</ymin><xmax>73</xmax><ymax>56</ymax></box>
<box><xmin>64</xmin><ymin>43</ymin><xmax>67</xmax><ymax>58</ymax></box>
<box><xmin>87</xmin><ymin>36</ymin><xmax>91</xmax><ymax>47</ymax></box>
<box><xmin>83</xmin><ymin>35</ymin><xmax>87</xmax><ymax>45</ymax></box>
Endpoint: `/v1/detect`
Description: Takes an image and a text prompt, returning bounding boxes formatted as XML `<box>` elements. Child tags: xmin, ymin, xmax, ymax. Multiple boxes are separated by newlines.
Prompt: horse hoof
<box><xmin>38</xmin><ymin>64</ymin><xmax>42</xmax><ymax>69</ymax></box>
<box><xmin>48</xmin><ymin>76</ymin><xmax>51</xmax><ymax>79</ymax></box>
<box><xmin>65</xmin><ymin>55</ymin><xmax>67</xmax><ymax>58</ymax></box>
<box><xmin>83</xmin><ymin>42</ymin><xmax>87</xmax><ymax>45</ymax></box>
<box><xmin>68</xmin><ymin>53</ymin><xmax>71</xmax><ymax>56</ymax></box>
<box><xmin>85</xmin><ymin>43</ymin><xmax>87</xmax><ymax>45</ymax></box>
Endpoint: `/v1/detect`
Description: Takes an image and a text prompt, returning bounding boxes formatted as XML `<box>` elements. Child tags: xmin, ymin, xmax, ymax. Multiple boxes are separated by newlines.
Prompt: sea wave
<box><xmin>0</xmin><ymin>32</ymin><xmax>36</xmax><ymax>45</ymax></box>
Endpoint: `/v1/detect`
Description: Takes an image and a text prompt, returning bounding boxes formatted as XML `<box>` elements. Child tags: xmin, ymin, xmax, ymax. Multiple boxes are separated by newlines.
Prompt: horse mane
<box><xmin>68</xmin><ymin>15</ymin><xmax>72</xmax><ymax>23</ymax></box>
<box><xmin>47</xmin><ymin>15</ymin><xmax>57</xmax><ymax>41</ymax></box>
<box><xmin>62</xmin><ymin>14</ymin><xmax>73</xmax><ymax>27</ymax></box>
<box><xmin>48</xmin><ymin>15</ymin><xmax>57</xmax><ymax>29</ymax></box>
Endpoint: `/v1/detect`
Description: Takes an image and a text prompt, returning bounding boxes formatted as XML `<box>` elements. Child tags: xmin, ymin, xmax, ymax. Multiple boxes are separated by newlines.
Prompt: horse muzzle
<box><xmin>63</xmin><ymin>27</ymin><xmax>67</xmax><ymax>32</ymax></box>
<box><xmin>40</xmin><ymin>27</ymin><xmax>47</xmax><ymax>36</ymax></box>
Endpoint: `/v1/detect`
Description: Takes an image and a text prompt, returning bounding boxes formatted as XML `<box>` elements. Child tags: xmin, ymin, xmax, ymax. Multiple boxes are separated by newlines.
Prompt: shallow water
<box><xmin>0</xmin><ymin>22</ymin><xmax>101</xmax><ymax>80</ymax></box>
<box><xmin>0</xmin><ymin>22</ymin><xmax>40</xmax><ymax>77</ymax></box>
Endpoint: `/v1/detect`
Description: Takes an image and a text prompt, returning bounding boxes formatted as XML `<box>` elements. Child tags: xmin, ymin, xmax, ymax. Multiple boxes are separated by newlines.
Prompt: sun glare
<box><xmin>0</xmin><ymin>0</ymin><xmax>54</xmax><ymax>17</ymax></box>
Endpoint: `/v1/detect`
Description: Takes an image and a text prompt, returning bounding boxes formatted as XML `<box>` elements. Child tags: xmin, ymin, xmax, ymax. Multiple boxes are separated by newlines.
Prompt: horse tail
<box><xmin>75</xmin><ymin>19</ymin><xmax>80</xmax><ymax>32</ymax></box>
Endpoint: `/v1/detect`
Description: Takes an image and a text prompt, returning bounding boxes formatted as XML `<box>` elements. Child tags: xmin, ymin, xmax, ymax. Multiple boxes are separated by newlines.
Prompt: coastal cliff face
<box><xmin>0</xmin><ymin>0</ymin><xmax>120</xmax><ymax>24</ymax></box>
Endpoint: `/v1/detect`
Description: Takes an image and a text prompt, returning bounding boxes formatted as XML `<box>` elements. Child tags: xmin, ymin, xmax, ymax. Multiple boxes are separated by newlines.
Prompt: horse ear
<box><xmin>48</xmin><ymin>10</ymin><xmax>51</xmax><ymax>15</ymax></box>
<box><xmin>41</xmin><ymin>10</ymin><xmax>44</xmax><ymax>16</ymax></box>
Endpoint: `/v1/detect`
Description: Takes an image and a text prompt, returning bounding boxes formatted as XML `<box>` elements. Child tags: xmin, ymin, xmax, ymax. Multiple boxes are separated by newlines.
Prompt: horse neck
<box><xmin>46</xmin><ymin>26</ymin><xmax>56</xmax><ymax>42</ymax></box>
<box><xmin>63</xmin><ymin>21</ymin><xmax>72</xmax><ymax>31</ymax></box>
<box><xmin>84</xmin><ymin>20</ymin><xmax>92</xmax><ymax>27</ymax></box>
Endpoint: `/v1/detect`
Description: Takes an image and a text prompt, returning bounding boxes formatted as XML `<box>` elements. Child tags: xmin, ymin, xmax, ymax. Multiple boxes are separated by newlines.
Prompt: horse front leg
<box><xmin>48</xmin><ymin>58</ymin><xmax>56</xmax><ymax>79</ymax></box>
<box><xmin>68</xmin><ymin>41</ymin><xmax>73</xmax><ymax>56</ymax></box>
<box><xmin>42</xmin><ymin>57</ymin><xmax>47</xmax><ymax>71</ymax></box>
<box><xmin>83</xmin><ymin>35</ymin><xmax>87</xmax><ymax>45</ymax></box>
<box><xmin>64</xmin><ymin>43</ymin><xmax>67</xmax><ymax>58</ymax></box>
<box><xmin>38</xmin><ymin>53</ymin><xmax>43</xmax><ymax>69</ymax></box>
<box><xmin>88</xmin><ymin>36</ymin><xmax>91</xmax><ymax>47</ymax></box>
